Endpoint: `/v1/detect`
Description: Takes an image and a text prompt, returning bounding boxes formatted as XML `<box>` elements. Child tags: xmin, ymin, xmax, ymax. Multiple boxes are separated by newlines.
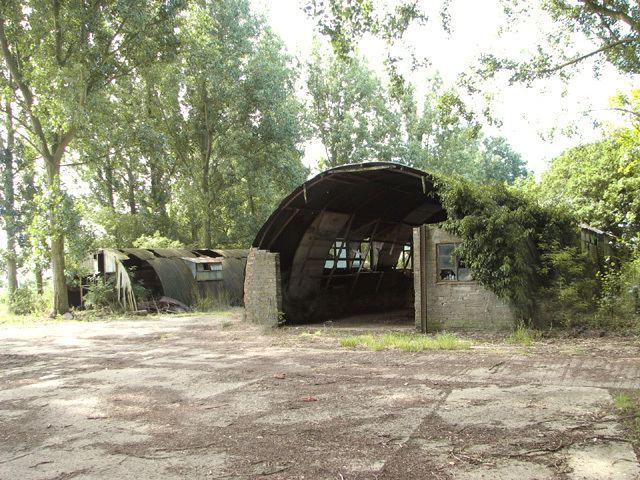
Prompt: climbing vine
<box><xmin>433</xmin><ymin>176</ymin><xmax>598</xmax><ymax>323</ymax></box>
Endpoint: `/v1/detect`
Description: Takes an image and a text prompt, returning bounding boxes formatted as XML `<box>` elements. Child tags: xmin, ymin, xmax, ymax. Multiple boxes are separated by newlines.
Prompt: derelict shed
<box><xmin>247</xmin><ymin>162</ymin><xmax>447</xmax><ymax>326</ymax></box>
<box><xmin>70</xmin><ymin>247</ymin><xmax>248</xmax><ymax>310</ymax></box>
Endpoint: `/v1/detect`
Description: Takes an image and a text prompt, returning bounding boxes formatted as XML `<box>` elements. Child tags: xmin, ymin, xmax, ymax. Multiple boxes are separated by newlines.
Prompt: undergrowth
<box><xmin>613</xmin><ymin>391</ymin><xmax>640</xmax><ymax>445</ymax></box>
<box><xmin>507</xmin><ymin>323</ymin><xmax>541</xmax><ymax>346</ymax></box>
<box><xmin>339</xmin><ymin>332</ymin><xmax>472</xmax><ymax>352</ymax></box>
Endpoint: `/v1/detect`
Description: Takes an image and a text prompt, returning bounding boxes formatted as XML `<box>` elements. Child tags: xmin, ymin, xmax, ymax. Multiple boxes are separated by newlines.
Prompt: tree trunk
<box><xmin>126</xmin><ymin>164</ymin><xmax>137</xmax><ymax>214</ymax></box>
<box><xmin>105</xmin><ymin>159</ymin><xmax>115</xmax><ymax>210</ymax></box>
<box><xmin>201</xmin><ymin>157</ymin><xmax>212</xmax><ymax>248</ymax></box>
<box><xmin>45</xmin><ymin>156</ymin><xmax>69</xmax><ymax>315</ymax></box>
<box><xmin>204</xmin><ymin>215</ymin><xmax>212</xmax><ymax>248</ymax></box>
<box><xmin>1</xmin><ymin>100</ymin><xmax>18</xmax><ymax>300</ymax></box>
<box><xmin>35</xmin><ymin>267</ymin><xmax>44</xmax><ymax>295</ymax></box>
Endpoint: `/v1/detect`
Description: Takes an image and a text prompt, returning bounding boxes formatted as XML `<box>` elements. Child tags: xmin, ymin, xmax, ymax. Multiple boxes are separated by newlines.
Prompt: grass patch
<box><xmin>339</xmin><ymin>332</ymin><xmax>472</xmax><ymax>352</ymax></box>
<box><xmin>613</xmin><ymin>391</ymin><xmax>640</xmax><ymax>444</ymax></box>
<box><xmin>507</xmin><ymin>323</ymin><xmax>541</xmax><ymax>346</ymax></box>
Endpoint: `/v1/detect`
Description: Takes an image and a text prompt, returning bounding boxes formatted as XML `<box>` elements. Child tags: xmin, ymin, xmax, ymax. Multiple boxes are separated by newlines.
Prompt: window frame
<box><xmin>435</xmin><ymin>242</ymin><xmax>473</xmax><ymax>283</ymax></box>
<box><xmin>195</xmin><ymin>262</ymin><xmax>223</xmax><ymax>282</ymax></box>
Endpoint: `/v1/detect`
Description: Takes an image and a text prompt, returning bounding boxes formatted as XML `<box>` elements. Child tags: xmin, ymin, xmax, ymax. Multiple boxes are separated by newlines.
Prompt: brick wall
<box><xmin>243</xmin><ymin>248</ymin><xmax>282</xmax><ymax>327</ymax></box>
<box><xmin>414</xmin><ymin>226</ymin><xmax>515</xmax><ymax>332</ymax></box>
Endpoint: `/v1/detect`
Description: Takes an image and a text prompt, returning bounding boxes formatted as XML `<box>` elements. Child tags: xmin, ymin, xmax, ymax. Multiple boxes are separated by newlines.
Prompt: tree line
<box><xmin>0</xmin><ymin>0</ymin><xmax>638</xmax><ymax>320</ymax></box>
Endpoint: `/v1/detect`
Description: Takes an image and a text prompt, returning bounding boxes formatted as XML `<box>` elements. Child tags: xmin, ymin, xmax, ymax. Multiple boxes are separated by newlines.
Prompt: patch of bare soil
<box><xmin>0</xmin><ymin>312</ymin><xmax>638</xmax><ymax>479</ymax></box>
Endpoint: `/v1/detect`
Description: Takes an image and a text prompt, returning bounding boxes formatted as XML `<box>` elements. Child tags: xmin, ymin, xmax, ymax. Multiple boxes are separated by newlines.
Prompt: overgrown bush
<box><xmin>539</xmin><ymin>247</ymin><xmax>599</xmax><ymax>328</ymax></box>
<box><xmin>434</xmin><ymin>176</ymin><xmax>598</xmax><ymax>325</ymax></box>
<box><xmin>597</xmin><ymin>255</ymin><xmax>640</xmax><ymax>328</ymax></box>
<box><xmin>5</xmin><ymin>283</ymin><xmax>53</xmax><ymax>316</ymax></box>
<box><xmin>84</xmin><ymin>277</ymin><xmax>118</xmax><ymax>310</ymax></box>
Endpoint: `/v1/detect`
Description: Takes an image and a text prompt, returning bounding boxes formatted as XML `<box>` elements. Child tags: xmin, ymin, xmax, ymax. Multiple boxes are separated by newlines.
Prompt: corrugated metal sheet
<box><xmin>147</xmin><ymin>257</ymin><xmax>197</xmax><ymax>305</ymax></box>
<box><xmin>120</xmin><ymin>248</ymin><xmax>155</xmax><ymax>261</ymax></box>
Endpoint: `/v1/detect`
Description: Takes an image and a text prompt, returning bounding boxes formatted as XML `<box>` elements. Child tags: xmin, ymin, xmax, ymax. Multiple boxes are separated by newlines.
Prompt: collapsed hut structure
<box><xmin>69</xmin><ymin>248</ymin><xmax>247</xmax><ymax>311</ymax></box>
<box><xmin>244</xmin><ymin>162</ymin><xmax>517</xmax><ymax>332</ymax></box>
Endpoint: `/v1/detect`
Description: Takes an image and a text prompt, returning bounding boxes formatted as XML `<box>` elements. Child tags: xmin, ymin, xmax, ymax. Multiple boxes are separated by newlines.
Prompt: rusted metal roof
<box><xmin>254</xmin><ymin>162</ymin><xmax>445</xmax><ymax>268</ymax></box>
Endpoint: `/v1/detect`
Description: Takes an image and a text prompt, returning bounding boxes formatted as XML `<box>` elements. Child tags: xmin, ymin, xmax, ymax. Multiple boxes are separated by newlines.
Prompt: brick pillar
<box><xmin>243</xmin><ymin>248</ymin><xmax>283</xmax><ymax>327</ymax></box>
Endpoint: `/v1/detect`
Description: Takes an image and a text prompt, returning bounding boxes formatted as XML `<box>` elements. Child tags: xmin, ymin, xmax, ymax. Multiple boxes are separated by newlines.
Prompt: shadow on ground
<box><xmin>0</xmin><ymin>311</ymin><xmax>639</xmax><ymax>479</ymax></box>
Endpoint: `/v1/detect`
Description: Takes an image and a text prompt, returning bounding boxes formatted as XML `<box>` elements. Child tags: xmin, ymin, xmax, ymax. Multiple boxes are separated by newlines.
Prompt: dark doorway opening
<box><xmin>252</xmin><ymin>163</ymin><xmax>445</xmax><ymax>327</ymax></box>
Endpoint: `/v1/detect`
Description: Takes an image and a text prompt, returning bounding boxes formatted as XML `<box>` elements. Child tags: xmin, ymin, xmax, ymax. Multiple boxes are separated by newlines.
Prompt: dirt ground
<box><xmin>1</xmin><ymin>311</ymin><xmax>639</xmax><ymax>480</ymax></box>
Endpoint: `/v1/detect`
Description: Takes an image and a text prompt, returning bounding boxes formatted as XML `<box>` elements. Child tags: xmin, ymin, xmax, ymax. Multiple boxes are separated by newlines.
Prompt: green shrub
<box><xmin>434</xmin><ymin>176</ymin><xmax>598</xmax><ymax>325</ymax></box>
<box><xmin>4</xmin><ymin>283</ymin><xmax>53</xmax><ymax>316</ymax></box>
<box><xmin>84</xmin><ymin>277</ymin><xmax>119</xmax><ymax>310</ymax></box>
<box><xmin>507</xmin><ymin>322</ymin><xmax>541</xmax><ymax>346</ymax></box>
<box><xmin>9</xmin><ymin>285</ymin><xmax>37</xmax><ymax>315</ymax></box>
<box><xmin>597</xmin><ymin>256</ymin><xmax>640</xmax><ymax>329</ymax></box>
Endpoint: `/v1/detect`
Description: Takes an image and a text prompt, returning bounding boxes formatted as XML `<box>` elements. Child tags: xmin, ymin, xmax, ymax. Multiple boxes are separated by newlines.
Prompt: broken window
<box><xmin>324</xmin><ymin>239</ymin><xmax>365</xmax><ymax>270</ymax></box>
<box><xmin>436</xmin><ymin>243</ymin><xmax>472</xmax><ymax>282</ymax></box>
<box><xmin>324</xmin><ymin>240</ymin><xmax>348</xmax><ymax>269</ymax></box>
<box><xmin>396</xmin><ymin>243</ymin><xmax>412</xmax><ymax>270</ymax></box>
<box><xmin>195</xmin><ymin>262</ymin><xmax>223</xmax><ymax>281</ymax></box>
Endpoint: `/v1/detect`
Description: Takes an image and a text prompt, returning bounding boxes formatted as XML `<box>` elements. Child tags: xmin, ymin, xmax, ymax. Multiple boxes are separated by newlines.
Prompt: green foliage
<box><xmin>303</xmin><ymin>0</ymin><xmax>428</xmax><ymax>60</ymax></box>
<box><xmin>613</xmin><ymin>391</ymin><xmax>640</xmax><ymax>444</ymax></box>
<box><xmin>435</xmin><ymin>175</ymin><xmax>595</xmax><ymax>322</ymax></box>
<box><xmin>475</xmin><ymin>2</ymin><xmax>640</xmax><ymax>83</ymax></box>
<box><xmin>5</xmin><ymin>282</ymin><xmax>52</xmax><ymax>316</ymax></box>
<box><xmin>538</xmin><ymin>134</ymin><xmax>640</xmax><ymax>245</ymax></box>
<box><xmin>84</xmin><ymin>278</ymin><xmax>119</xmax><ymax>310</ymax></box>
<box><xmin>307</xmin><ymin>44</ymin><xmax>403</xmax><ymax>167</ymax></box>
<box><xmin>507</xmin><ymin>322</ymin><xmax>541</xmax><ymax>346</ymax></box>
<box><xmin>598</xmin><ymin>255</ymin><xmax>640</xmax><ymax>326</ymax></box>
<box><xmin>133</xmin><ymin>232</ymin><xmax>184</xmax><ymax>249</ymax></box>
<box><xmin>339</xmin><ymin>332</ymin><xmax>472</xmax><ymax>352</ymax></box>
<box><xmin>539</xmin><ymin>247</ymin><xmax>600</xmax><ymax>327</ymax></box>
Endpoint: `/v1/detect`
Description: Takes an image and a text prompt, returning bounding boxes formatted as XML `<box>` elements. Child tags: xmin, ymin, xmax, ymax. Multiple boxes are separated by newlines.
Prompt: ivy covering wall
<box><xmin>433</xmin><ymin>176</ymin><xmax>599</xmax><ymax>324</ymax></box>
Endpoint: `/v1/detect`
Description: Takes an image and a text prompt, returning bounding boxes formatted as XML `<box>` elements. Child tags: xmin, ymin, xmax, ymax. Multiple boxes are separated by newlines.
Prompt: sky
<box><xmin>253</xmin><ymin>0</ymin><xmax>638</xmax><ymax>176</ymax></box>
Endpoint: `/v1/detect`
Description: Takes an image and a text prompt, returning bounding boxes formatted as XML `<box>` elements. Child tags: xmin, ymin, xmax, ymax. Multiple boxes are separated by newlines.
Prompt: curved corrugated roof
<box><xmin>253</xmin><ymin>162</ymin><xmax>445</xmax><ymax>266</ymax></box>
<box><xmin>251</xmin><ymin>162</ymin><xmax>446</xmax><ymax>322</ymax></box>
<box><xmin>146</xmin><ymin>257</ymin><xmax>197</xmax><ymax>305</ymax></box>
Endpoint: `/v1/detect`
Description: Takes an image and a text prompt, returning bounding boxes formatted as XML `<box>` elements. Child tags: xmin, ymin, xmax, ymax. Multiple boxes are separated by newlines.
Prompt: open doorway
<box><xmin>247</xmin><ymin>162</ymin><xmax>446</xmax><ymax>328</ymax></box>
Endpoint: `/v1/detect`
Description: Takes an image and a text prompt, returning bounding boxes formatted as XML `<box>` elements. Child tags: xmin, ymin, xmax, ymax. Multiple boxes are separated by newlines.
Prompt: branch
<box><xmin>581</xmin><ymin>0</ymin><xmax>639</xmax><ymax>33</ymax></box>
<box><xmin>0</xmin><ymin>19</ymin><xmax>52</xmax><ymax>159</ymax></box>
<box><xmin>540</xmin><ymin>36</ymin><xmax>638</xmax><ymax>74</ymax></box>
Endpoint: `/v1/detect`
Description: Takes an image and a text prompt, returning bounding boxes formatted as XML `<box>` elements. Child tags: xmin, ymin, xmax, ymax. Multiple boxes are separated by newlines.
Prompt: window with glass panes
<box><xmin>436</xmin><ymin>243</ymin><xmax>472</xmax><ymax>281</ymax></box>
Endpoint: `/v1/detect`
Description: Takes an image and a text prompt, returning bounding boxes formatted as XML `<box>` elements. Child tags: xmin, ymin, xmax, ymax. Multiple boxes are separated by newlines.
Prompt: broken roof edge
<box><xmin>92</xmin><ymin>247</ymin><xmax>248</xmax><ymax>262</ymax></box>
<box><xmin>180</xmin><ymin>256</ymin><xmax>224</xmax><ymax>264</ymax></box>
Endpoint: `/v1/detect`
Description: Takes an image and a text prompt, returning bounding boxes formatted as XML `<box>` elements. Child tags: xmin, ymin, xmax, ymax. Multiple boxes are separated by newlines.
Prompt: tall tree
<box><xmin>479</xmin><ymin>1</ymin><xmax>640</xmax><ymax>82</ymax></box>
<box><xmin>539</xmin><ymin>132</ymin><xmax>640</xmax><ymax>244</ymax></box>
<box><xmin>0</xmin><ymin>0</ymin><xmax>182</xmax><ymax>313</ymax></box>
<box><xmin>0</xmin><ymin>90</ymin><xmax>18</xmax><ymax>300</ymax></box>
<box><xmin>307</xmin><ymin>45</ymin><xmax>403</xmax><ymax>167</ymax></box>
<box><xmin>148</xmin><ymin>0</ymin><xmax>307</xmax><ymax>248</ymax></box>
<box><xmin>395</xmin><ymin>78</ymin><xmax>529</xmax><ymax>183</ymax></box>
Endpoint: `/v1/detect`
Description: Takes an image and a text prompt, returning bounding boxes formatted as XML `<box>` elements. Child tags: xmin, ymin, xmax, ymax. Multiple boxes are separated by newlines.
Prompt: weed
<box><xmin>507</xmin><ymin>323</ymin><xmax>541</xmax><ymax>346</ymax></box>
<box><xmin>221</xmin><ymin>320</ymin><xmax>234</xmax><ymax>329</ymax></box>
<box><xmin>192</xmin><ymin>287</ymin><xmax>230</xmax><ymax>312</ymax></box>
<box><xmin>612</xmin><ymin>390</ymin><xmax>640</xmax><ymax>444</ymax></box>
<box><xmin>614</xmin><ymin>392</ymin><xmax>635</xmax><ymax>410</ymax></box>
<box><xmin>339</xmin><ymin>332</ymin><xmax>472</xmax><ymax>352</ymax></box>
